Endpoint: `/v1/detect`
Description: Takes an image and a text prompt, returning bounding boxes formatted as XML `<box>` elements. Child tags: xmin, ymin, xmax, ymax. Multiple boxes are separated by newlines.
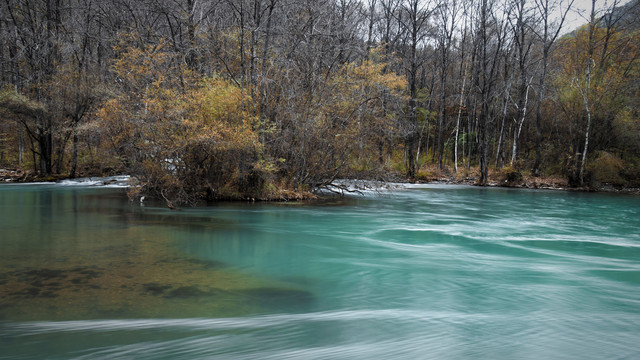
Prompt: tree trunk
<box><xmin>258</xmin><ymin>0</ymin><xmax>276</xmax><ymax>145</ymax></box>
<box><xmin>19</xmin><ymin>128</ymin><xmax>24</xmax><ymax>168</ymax></box>
<box><xmin>533</xmin><ymin>0</ymin><xmax>573</xmax><ymax>176</ymax></box>
<box><xmin>70</xmin><ymin>133</ymin><xmax>78</xmax><ymax>178</ymax></box>
<box><xmin>579</xmin><ymin>105</ymin><xmax>591</xmax><ymax>185</ymax></box>
<box><xmin>579</xmin><ymin>0</ymin><xmax>596</xmax><ymax>186</ymax></box>
<box><xmin>495</xmin><ymin>72</ymin><xmax>512</xmax><ymax>169</ymax></box>
<box><xmin>37</xmin><ymin>119</ymin><xmax>53</xmax><ymax>176</ymax></box>
<box><xmin>454</xmin><ymin>62</ymin><xmax>468</xmax><ymax>173</ymax></box>
<box><xmin>533</xmin><ymin>63</ymin><xmax>546</xmax><ymax>175</ymax></box>
<box><xmin>511</xmin><ymin>81</ymin><xmax>531</xmax><ymax>165</ymax></box>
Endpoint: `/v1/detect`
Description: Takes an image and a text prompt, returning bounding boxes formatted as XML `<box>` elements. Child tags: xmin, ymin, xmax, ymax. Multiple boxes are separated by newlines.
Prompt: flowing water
<box><xmin>1</xmin><ymin>183</ymin><xmax>639</xmax><ymax>359</ymax></box>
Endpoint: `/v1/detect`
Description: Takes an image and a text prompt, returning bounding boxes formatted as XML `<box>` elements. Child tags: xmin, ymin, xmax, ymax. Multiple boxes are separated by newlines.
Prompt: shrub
<box><xmin>499</xmin><ymin>165</ymin><xmax>523</xmax><ymax>185</ymax></box>
<box><xmin>587</xmin><ymin>151</ymin><xmax>626</xmax><ymax>187</ymax></box>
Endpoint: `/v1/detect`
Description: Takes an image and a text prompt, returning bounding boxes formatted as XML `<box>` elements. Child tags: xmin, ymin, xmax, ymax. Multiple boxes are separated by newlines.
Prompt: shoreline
<box><xmin>1</xmin><ymin>168</ymin><xmax>638</xmax><ymax>197</ymax></box>
<box><xmin>412</xmin><ymin>174</ymin><xmax>640</xmax><ymax>195</ymax></box>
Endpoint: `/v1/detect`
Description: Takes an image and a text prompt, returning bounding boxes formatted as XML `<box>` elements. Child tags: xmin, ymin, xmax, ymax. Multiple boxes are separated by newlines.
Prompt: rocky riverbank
<box><xmin>0</xmin><ymin>169</ymin><xmax>36</xmax><ymax>182</ymax></box>
<box><xmin>410</xmin><ymin>167</ymin><xmax>640</xmax><ymax>195</ymax></box>
<box><xmin>2</xmin><ymin>167</ymin><xmax>638</xmax><ymax>196</ymax></box>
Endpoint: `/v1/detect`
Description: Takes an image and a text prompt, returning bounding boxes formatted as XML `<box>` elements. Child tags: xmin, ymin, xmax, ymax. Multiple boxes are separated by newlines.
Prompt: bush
<box><xmin>499</xmin><ymin>165</ymin><xmax>522</xmax><ymax>185</ymax></box>
<box><xmin>620</xmin><ymin>156</ymin><xmax>640</xmax><ymax>187</ymax></box>
<box><xmin>587</xmin><ymin>151</ymin><xmax>626</xmax><ymax>187</ymax></box>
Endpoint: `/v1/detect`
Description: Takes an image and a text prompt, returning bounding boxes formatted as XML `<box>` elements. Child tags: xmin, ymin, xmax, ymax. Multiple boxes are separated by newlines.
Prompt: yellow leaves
<box><xmin>97</xmin><ymin>35</ymin><xmax>260</xmax><ymax>162</ymax></box>
<box><xmin>96</xmin><ymin>98</ymin><xmax>136</xmax><ymax>146</ymax></box>
<box><xmin>323</xmin><ymin>56</ymin><xmax>407</xmax><ymax>139</ymax></box>
<box><xmin>553</xmin><ymin>22</ymin><xmax>640</xmax><ymax>118</ymax></box>
<box><xmin>186</xmin><ymin>77</ymin><xmax>259</xmax><ymax>152</ymax></box>
<box><xmin>190</xmin><ymin>78</ymin><xmax>250</xmax><ymax>126</ymax></box>
<box><xmin>111</xmin><ymin>33</ymin><xmax>196</xmax><ymax>100</ymax></box>
<box><xmin>0</xmin><ymin>87</ymin><xmax>46</xmax><ymax>119</ymax></box>
<box><xmin>285</xmin><ymin>53</ymin><xmax>409</xmax><ymax>175</ymax></box>
<box><xmin>556</xmin><ymin>25</ymin><xmax>638</xmax><ymax>83</ymax></box>
<box><xmin>587</xmin><ymin>150</ymin><xmax>627</xmax><ymax>185</ymax></box>
<box><xmin>333</xmin><ymin>60</ymin><xmax>407</xmax><ymax>95</ymax></box>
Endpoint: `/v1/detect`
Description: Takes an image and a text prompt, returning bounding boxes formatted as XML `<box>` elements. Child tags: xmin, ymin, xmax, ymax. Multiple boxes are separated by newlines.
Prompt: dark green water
<box><xmin>1</xmin><ymin>183</ymin><xmax>639</xmax><ymax>359</ymax></box>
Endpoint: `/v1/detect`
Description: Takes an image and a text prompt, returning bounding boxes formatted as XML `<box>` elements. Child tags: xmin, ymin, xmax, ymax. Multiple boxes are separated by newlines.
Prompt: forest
<box><xmin>0</xmin><ymin>0</ymin><xmax>638</xmax><ymax>204</ymax></box>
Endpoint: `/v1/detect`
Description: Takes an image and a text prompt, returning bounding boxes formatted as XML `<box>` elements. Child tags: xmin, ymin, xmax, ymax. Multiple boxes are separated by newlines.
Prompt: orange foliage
<box><xmin>186</xmin><ymin>78</ymin><xmax>259</xmax><ymax>151</ymax></box>
<box><xmin>95</xmin><ymin>35</ymin><xmax>264</xmax><ymax>204</ymax></box>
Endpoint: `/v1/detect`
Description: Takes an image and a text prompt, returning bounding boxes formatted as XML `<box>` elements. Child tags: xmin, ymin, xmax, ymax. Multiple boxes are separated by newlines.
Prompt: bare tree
<box><xmin>509</xmin><ymin>0</ymin><xmax>535</xmax><ymax>166</ymax></box>
<box><xmin>472</xmin><ymin>0</ymin><xmax>509</xmax><ymax>184</ymax></box>
<box><xmin>575</xmin><ymin>0</ymin><xmax>621</xmax><ymax>185</ymax></box>
<box><xmin>396</xmin><ymin>0</ymin><xmax>433</xmax><ymax>178</ymax></box>
<box><xmin>531</xmin><ymin>0</ymin><xmax>573</xmax><ymax>175</ymax></box>
<box><xmin>434</xmin><ymin>0</ymin><xmax>461</xmax><ymax>169</ymax></box>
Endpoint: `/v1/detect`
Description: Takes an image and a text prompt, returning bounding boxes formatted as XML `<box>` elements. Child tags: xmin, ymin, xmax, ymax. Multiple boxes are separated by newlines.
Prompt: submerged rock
<box><xmin>143</xmin><ymin>283</ymin><xmax>173</xmax><ymax>296</ymax></box>
<box><xmin>239</xmin><ymin>287</ymin><xmax>314</xmax><ymax>310</ymax></box>
<box><xmin>164</xmin><ymin>285</ymin><xmax>211</xmax><ymax>299</ymax></box>
<box><xmin>21</xmin><ymin>268</ymin><xmax>68</xmax><ymax>281</ymax></box>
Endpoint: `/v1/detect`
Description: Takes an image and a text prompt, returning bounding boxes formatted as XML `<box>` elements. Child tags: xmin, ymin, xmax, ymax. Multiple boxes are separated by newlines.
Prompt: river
<box><xmin>1</xmin><ymin>183</ymin><xmax>639</xmax><ymax>359</ymax></box>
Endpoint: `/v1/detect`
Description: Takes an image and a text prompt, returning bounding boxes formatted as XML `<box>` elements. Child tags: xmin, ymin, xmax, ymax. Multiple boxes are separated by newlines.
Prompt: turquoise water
<box><xmin>1</xmin><ymin>183</ymin><xmax>640</xmax><ymax>359</ymax></box>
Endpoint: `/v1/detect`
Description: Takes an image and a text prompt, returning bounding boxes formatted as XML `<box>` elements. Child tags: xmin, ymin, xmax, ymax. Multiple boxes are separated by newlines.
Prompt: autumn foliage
<box><xmin>95</xmin><ymin>38</ymin><xmax>267</xmax><ymax>204</ymax></box>
<box><xmin>1</xmin><ymin>0</ymin><xmax>639</xmax><ymax>200</ymax></box>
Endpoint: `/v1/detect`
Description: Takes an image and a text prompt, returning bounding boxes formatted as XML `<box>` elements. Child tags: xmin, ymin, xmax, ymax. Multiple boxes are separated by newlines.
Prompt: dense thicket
<box><xmin>1</xmin><ymin>0</ymin><xmax>638</xmax><ymax>204</ymax></box>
